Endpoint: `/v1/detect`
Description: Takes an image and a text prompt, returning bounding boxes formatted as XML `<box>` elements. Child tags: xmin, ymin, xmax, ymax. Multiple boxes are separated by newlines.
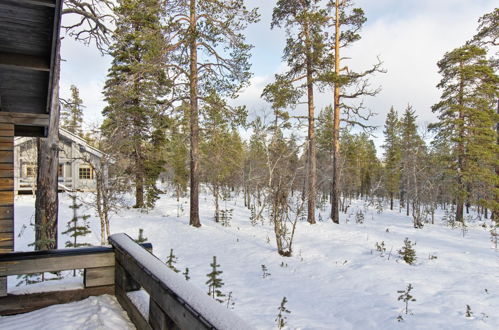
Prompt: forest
<box><xmin>40</xmin><ymin>1</ymin><xmax>496</xmax><ymax>252</ymax></box>
<box><xmin>6</xmin><ymin>0</ymin><xmax>499</xmax><ymax>328</ymax></box>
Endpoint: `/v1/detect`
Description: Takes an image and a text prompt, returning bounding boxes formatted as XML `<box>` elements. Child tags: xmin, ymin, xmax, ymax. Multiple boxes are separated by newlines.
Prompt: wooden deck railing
<box><xmin>109</xmin><ymin>233</ymin><xmax>251</xmax><ymax>330</ymax></box>
<box><xmin>0</xmin><ymin>235</ymin><xmax>252</xmax><ymax>330</ymax></box>
<box><xmin>0</xmin><ymin>242</ymin><xmax>151</xmax><ymax>315</ymax></box>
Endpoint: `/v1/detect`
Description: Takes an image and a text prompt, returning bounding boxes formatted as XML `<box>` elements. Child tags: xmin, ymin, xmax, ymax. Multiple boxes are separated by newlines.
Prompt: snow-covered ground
<box><xmin>2</xmin><ymin>191</ymin><xmax>499</xmax><ymax>329</ymax></box>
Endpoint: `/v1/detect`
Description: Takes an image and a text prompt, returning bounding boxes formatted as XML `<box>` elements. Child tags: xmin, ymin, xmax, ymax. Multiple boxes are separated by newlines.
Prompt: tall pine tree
<box><xmin>162</xmin><ymin>0</ymin><xmax>259</xmax><ymax>227</ymax></box>
<box><xmin>382</xmin><ymin>106</ymin><xmax>401</xmax><ymax>210</ymax></box>
<box><xmin>61</xmin><ymin>85</ymin><xmax>85</xmax><ymax>136</ymax></box>
<box><xmin>102</xmin><ymin>0</ymin><xmax>168</xmax><ymax>209</ymax></box>
<box><xmin>431</xmin><ymin>45</ymin><xmax>498</xmax><ymax>222</ymax></box>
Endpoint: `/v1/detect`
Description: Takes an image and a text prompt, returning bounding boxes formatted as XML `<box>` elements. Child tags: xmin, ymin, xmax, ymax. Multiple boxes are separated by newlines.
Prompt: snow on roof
<box><xmin>110</xmin><ymin>233</ymin><xmax>254</xmax><ymax>330</ymax></box>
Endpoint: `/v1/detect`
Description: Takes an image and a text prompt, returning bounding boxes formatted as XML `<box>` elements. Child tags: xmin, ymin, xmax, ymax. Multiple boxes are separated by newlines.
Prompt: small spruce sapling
<box><xmin>375</xmin><ymin>241</ymin><xmax>386</xmax><ymax>256</ymax></box>
<box><xmin>261</xmin><ymin>264</ymin><xmax>271</xmax><ymax>278</ymax></box>
<box><xmin>398</xmin><ymin>238</ymin><xmax>417</xmax><ymax>265</ymax></box>
<box><xmin>62</xmin><ymin>194</ymin><xmax>92</xmax><ymax>248</ymax></box>
<box><xmin>183</xmin><ymin>268</ymin><xmax>190</xmax><ymax>281</ymax></box>
<box><xmin>134</xmin><ymin>228</ymin><xmax>148</xmax><ymax>243</ymax></box>
<box><xmin>206</xmin><ymin>256</ymin><xmax>225</xmax><ymax>303</ymax></box>
<box><xmin>355</xmin><ymin>210</ymin><xmax>365</xmax><ymax>224</ymax></box>
<box><xmin>226</xmin><ymin>291</ymin><xmax>235</xmax><ymax>310</ymax></box>
<box><xmin>397</xmin><ymin>283</ymin><xmax>416</xmax><ymax>319</ymax></box>
<box><xmin>465</xmin><ymin>304</ymin><xmax>473</xmax><ymax>318</ymax></box>
<box><xmin>166</xmin><ymin>249</ymin><xmax>180</xmax><ymax>273</ymax></box>
<box><xmin>275</xmin><ymin>296</ymin><xmax>290</xmax><ymax>329</ymax></box>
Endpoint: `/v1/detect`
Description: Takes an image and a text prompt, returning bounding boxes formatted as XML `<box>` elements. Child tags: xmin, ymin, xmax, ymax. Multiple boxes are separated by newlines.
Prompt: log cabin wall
<box><xmin>0</xmin><ymin>123</ymin><xmax>14</xmax><ymax>296</ymax></box>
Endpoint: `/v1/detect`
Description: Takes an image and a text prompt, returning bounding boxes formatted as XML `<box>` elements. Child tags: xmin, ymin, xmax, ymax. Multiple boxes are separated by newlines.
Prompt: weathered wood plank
<box><xmin>0</xmin><ymin>252</ymin><xmax>114</xmax><ymax>276</ymax></box>
<box><xmin>0</xmin><ymin>52</ymin><xmax>50</xmax><ymax>71</ymax></box>
<box><xmin>149</xmin><ymin>298</ymin><xmax>179</xmax><ymax>330</ymax></box>
<box><xmin>0</xmin><ymin>178</ymin><xmax>14</xmax><ymax>190</ymax></box>
<box><xmin>116</xmin><ymin>284</ymin><xmax>152</xmax><ymax>330</ymax></box>
<box><xmin>0</xmin><ymin>129</ymin><xmax>14</xmax><ymax>137</ymax></box>
<box><xmin>0</xmin><ymin>276</ymin><xmax>6</xmax><ymax>297</ymax></box>
<box><xmin>84</xmin><ymin>266</ymin><xmax>114</xmax><ymax>288</ymax></box>
<box><xmin>0</xmin><ymin>137</ymin><xmax>13</xmax><ymax>143</ymax></box>
<box><xmin>0</xmin><ymin>113</ymin><xmax>50</xmax><ymax>127</ymax></box>
<box><xmin>0</xmin><ymin>143</ymin><xmax>13</xmax><ymax>151</ymax></box>
<box><xmin>0</xmin><ymin>168</ymin><xmax>14</xmax><ymax>178</ymax></box>
<box><xmin>0</xmin><ymin>206</ymin><xmax>13</xmax><ymax>220</ymax></box>
<box><xmin>0</xmin><ymin>239</ymin><xmax>14</xmax><ymax>248</ymax></box>
<box><xmin>0</xmin><ymin>124</ymin><xmax>15</xmax><ymax>131</ymax></box>
<box><xmin>0</xmin><ymin>285</ymin><xmax>114</xmax><ymax>316</ymax></box>
<box><xmin>0</xmin><ymin>151</ymin><xmax>13</xmax><ymax>163</ymax></box>
<box><xmin>0</xmin><ymin>220</ymin><xmax>14</xmax><ymax>233</ymax></box>
<box><xmin>0</xmin><ymin>191</ymin><xmax>14</xmax><ymax>205</ymax></box>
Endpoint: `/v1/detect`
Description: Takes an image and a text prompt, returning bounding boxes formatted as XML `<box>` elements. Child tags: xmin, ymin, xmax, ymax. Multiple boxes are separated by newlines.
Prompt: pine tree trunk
<box><xmin>35</xmin><ymin>41</ymin><xmax>60</xmax><ymax>251</ymax></box>
<box><xmin>214</xmin><ymin>184</ymin><xmax>219</xmax><ymax>222</ymax></box>
<box><xmin>134</xmin><ymin>171</ymin><xmax>144</xmax><ymax>208</ymax></box>
<box><xmin>390</xmin><ymin>192</ymin><xmax>394</xmax><ymax>210</ymax></box>
<box><xmin>189</xmin><ymin>0</ymin><xmax>201</xmax><ymax>227</ymax></box>
<box><xmin>305</xmin><ymin>18</ymin><xmax>316</xmax><ymax>225</ymax></box>
<box><xmin>330</xmin><ymin>1</ymin><xmax>341</xmax><ymax>224</ymax></box>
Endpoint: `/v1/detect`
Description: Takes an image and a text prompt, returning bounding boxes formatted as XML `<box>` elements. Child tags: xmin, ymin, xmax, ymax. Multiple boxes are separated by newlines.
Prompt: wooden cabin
<box><xmin>14</xmin><ymin>128</ymin><xmax>105</xmax><ymax>193</ymax></box>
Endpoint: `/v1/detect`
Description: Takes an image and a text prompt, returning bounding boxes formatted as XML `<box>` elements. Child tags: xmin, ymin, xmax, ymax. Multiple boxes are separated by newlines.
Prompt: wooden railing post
<box><xmin>0</xmin><ymin>123</ymin><xmax>14</xmax><ymax>297</ymax></box>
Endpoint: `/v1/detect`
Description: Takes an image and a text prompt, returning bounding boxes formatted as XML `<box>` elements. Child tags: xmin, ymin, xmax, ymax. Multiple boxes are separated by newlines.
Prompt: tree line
<box><xmin>34</xmin><ymin>1</ymin><xmax>497</xmax><ymax>254</ymax></box>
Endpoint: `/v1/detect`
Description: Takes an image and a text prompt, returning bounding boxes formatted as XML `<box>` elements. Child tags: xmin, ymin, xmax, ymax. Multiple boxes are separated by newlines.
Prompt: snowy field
<box><xmin>2</xmin><ymin>190</ymin><xmax>498</xmax><ymax>330</ymax></box>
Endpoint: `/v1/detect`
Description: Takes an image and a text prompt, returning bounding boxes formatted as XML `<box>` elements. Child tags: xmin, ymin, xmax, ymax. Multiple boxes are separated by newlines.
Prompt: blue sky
<box><xmin>59</xmin><ymin>0</ymin><xmax>497</xmax><ymax>149</ymax></box>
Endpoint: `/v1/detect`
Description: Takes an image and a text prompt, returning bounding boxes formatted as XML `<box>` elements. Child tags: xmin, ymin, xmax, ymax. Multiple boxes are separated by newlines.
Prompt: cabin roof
<box><xmin>15</xmin><ymin>128</ymin><xmax>104</xmax><ymax>159</ymax></box>
<box><xmin>0</xmin><ymin>0</ymin><xmax>63</xmax><ymax>137</ymax></box>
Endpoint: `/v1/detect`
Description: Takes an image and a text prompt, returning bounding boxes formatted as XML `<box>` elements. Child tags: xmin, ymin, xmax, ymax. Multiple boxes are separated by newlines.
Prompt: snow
<box><xmin>111</xmin><ymin>233</ymin><xmax>253</xmax><ymax>330</ymax></box>
<box><xmin>10</xmin><ymin>192</ymin><xmax>499</xmax><ymax>329</ymax></box>
<box><xmin>0</xmin><ymin>295</ymin><xmax>135</xmax><ymax>330</ymax></box>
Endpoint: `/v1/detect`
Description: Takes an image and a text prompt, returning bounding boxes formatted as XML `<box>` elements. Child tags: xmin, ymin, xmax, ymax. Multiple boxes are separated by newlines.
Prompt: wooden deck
<box><xmin>0</xmin><ymin>234</ymin><xmax>252</xmax><ymax>330</ymax></box>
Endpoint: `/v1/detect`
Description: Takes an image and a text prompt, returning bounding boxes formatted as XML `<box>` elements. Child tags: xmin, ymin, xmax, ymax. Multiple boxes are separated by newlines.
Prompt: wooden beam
<box><xmin>0</xmin><ymin>243</ymin><xmax>153</xmax><ymax>277</ymax></box>
<box><xmin>0</xmin><ymin>285</ymin><xmax>114</xmax><ymax>316</ymax></box>
<box><xmin>17</xmin><ymin>0</ymin><xmax>56</xmax><ymax>8</ymax></box>
<box><xmin>0</xmin><ymin>113</ymin><xmax>50</xmax><ymax>128</ymax></box>
<box><xmin>0</xmin><ymin>52</ymin><xmax>50</xmax><ymax>72</ymax></box>
<box><xmin>84</xmin><ymin>266</ymin><xmax>115</xmax><ymax>288</ymax></box>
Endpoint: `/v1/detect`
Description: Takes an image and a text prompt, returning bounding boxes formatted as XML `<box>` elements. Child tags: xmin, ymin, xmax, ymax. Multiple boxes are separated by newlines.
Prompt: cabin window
<box><xmin>79</xmin><ymin>166</ymin><xmax>93</xmax><ymax>180</ymax></box>
<box><xmin>25</xmin><ymin>165</ymin><xmax>36</xmax><ymax>177</ymax></box>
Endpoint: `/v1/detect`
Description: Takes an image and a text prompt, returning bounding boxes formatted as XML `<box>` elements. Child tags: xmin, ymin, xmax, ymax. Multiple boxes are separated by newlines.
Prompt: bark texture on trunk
<box><xmin>331</xmin><ymin>1</ymin><xmax>341</xmax><ymax>224</ymax></box>
<box><xmin>189</xmin><ymin>0</ymin><xmax>201</xmax><ymax>227</ymax></box>
<box><xmin>305</xmin><ymin>17</ymin><xmax>316</xmax><ymax>225</ymax></box>
<box><xmin>35</xmin><ymin>42</ymin><xmax>61</xmax><ymax>250</ymax></box>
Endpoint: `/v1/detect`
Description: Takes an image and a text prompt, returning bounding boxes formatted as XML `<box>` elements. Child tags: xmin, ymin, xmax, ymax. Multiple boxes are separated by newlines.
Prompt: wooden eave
<box><xmin>0</xmin><ymin>0</ymin><xmax>63</xmax><ymax>137</ymax></box>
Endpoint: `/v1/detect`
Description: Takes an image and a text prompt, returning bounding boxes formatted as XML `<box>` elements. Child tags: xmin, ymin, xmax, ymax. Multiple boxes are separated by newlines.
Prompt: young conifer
<box><xmin>206</xmin><ymin>256</ymin><xmax>225</xmax><ymax>303</ymax></box>
<box><xmin>166</xmin><ymin>249</ymin><xmax>180</xmax><ymax>273</ymax></box>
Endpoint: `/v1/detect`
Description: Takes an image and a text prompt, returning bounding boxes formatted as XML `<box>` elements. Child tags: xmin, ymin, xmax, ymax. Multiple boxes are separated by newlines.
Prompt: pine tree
<box><xmin>61</xmin><ymin>85</ymin><xmax>85</xmax><ymax>136</ymax></box>
<box><xmin>200</xmin><ymin>97</ymin><xmax>245</xmax><ymax>223</ymax></box>
<box><xmin>165</xmin><ymin>249</ymin><xmax>180</xmax><ymax>273</ymax></box>
<box><xmin>323</xmin><ymin>0</ymin><xmax>383</xmax><ymax>224</ymax></box>
<box><xmin>206</xmin><ymin>256</ymin><xmax>225</xmax><ymax>303</ymax></box>
<box><xmin>163</xmin><ymin>0</ymin><xmax>259</xmax><ymax>227</ymax></box>
<box><xmin>263</xmin><ymin>0</ymin><xmax>329</xmax><ymax>225</ymax></box>
<box><xmin>400</xmin><ymin>106</ymin><xmax>427</xmax><ymax>227</ymax></box>
<box><xmin>62</xmin><ymin>194</ymin><xmax>91</xmax><ymax>249</ymax></box>
<box><xmin>431</xmin><ymin>45</ymin><xmax>499</xmax><ymax>222</ymax></box>
<box><xmin>275</xmin><ymin>296</ymin><xmax>291</xmax><ymax>329</ymax></box>
<box><xmin>382</xmin><ymin>106</ymin><xmax>401</xmax><ymax>210</ymax></box>
<box><xmin>398</xmin><ymin>238</ymin><xmax>417</xmax><ymax>265</ymax></box>
<box><xmin>102</xmin><ymin>0</ymin><xmax>168</xmax><ymax>209</ymax></box>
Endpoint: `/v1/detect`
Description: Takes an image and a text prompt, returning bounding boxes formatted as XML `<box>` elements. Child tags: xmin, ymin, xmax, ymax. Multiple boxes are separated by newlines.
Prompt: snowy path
<box><xmin>0</xmin><ymin>295</ymin><xmax>135</xmax><ymax>330</ymax></box>
<box><xmin>10</xmin><ymin>193</ymin><xmax>499</xmax><ymax>329</ymax></box>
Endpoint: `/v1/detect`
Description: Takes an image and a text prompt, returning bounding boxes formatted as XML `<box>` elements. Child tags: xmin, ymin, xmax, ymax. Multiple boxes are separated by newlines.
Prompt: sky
<box><xmin>59</xmin><ymin>0</ymin><xmax>497</xmax><ymax>150</ymax></box>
